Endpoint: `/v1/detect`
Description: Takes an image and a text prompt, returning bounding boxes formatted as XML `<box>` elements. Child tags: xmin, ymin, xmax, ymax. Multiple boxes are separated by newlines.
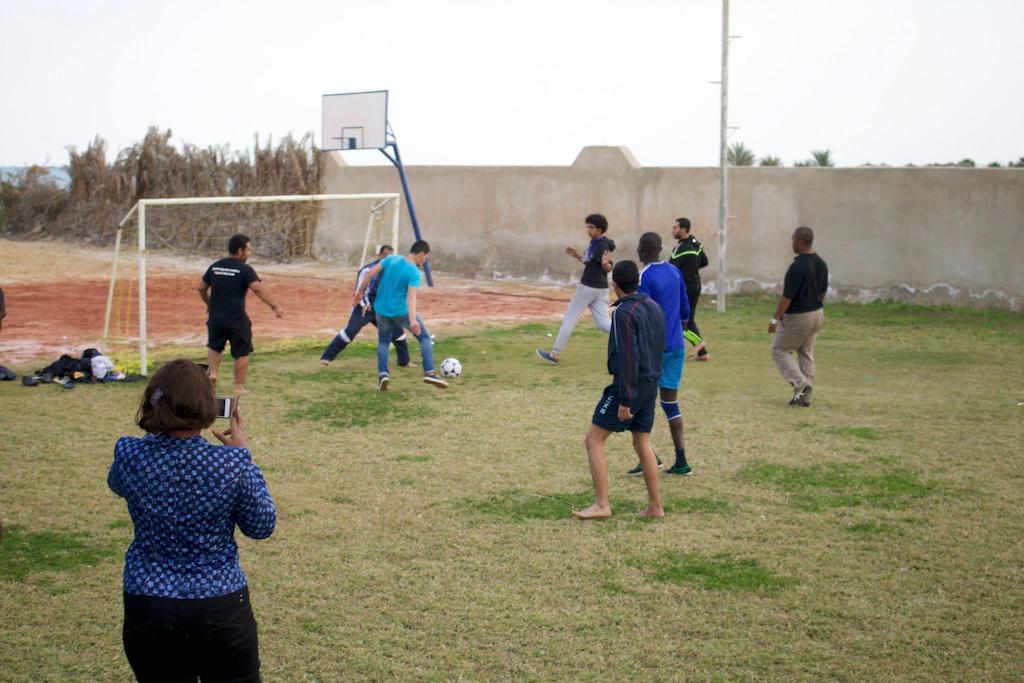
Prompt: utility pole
<box><xmin>716</xmin><ymin>0</ymin><xmax>730</xmax><ymax>313</ymax></box>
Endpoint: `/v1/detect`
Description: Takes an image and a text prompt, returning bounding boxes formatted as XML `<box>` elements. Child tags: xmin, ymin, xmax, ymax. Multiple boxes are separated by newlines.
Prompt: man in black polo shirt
<box><xmin>669</xmin><ymin>217</ymin><xmax>710</xmax><ymax>360</ymax></box>
<box><xmin>198</xmin><ymin>234</ymin><xmax>283</xmax><ymax>395</ymax></box>
<box><xmin>768</xmin><ymin>226</ymin><xmax>828</xmax><ymax>406</ymax></box>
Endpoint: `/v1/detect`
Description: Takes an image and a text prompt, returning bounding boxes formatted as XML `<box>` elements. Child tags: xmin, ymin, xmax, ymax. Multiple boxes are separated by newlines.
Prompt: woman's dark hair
<box><xmin>137</xmin><ymin>359</ymin><xmax>217</xmax><ymax>433</ymax></box>
<box><xmin>228</xmin><ymin>234</ymin><xmax>250</xmax><ymax>256</ymax></box>
<box><xmin>585</xmin><ymin>213</ymin><xmax>608</xmax><ymax>233</ymax></box>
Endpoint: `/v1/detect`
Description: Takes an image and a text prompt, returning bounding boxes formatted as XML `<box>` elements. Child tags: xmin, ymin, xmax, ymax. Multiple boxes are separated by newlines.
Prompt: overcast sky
<box><xmin>2</xmin><ymin>0</ymin><xmax>1022</xmax><ymax>168</ymax></box>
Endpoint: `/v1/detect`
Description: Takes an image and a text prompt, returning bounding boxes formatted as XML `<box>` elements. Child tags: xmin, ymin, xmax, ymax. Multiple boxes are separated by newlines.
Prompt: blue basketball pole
<box><xmin>381</xmin><ymin>140</ymin><xmax>433</xmax><ymax>286</ymax></box>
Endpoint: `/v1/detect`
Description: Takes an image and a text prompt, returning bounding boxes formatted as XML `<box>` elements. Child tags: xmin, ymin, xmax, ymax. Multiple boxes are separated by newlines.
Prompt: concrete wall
<box><xmin>317</xmin><ymin>147</ymin><xmax>1024</xmax><ymax>310</ymax></box>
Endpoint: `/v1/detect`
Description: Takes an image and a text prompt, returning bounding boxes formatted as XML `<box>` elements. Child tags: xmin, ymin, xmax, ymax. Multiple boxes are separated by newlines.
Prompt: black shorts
<box><xmin>207</xmin><ymin>318</ymin><xmax>253</xmax><ymax>358</ymax></box>
<box><xmin>591</xmin><ymin>382</ymin><xmax>658</xmax><ymax>433</ymax></box>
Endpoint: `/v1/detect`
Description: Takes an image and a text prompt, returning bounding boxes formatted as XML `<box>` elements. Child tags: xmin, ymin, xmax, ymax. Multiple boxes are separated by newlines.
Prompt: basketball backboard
<box><xmin>322</xmin><ymin>90</ymin><xmax>388</xmax><ymax>151</ymax></box>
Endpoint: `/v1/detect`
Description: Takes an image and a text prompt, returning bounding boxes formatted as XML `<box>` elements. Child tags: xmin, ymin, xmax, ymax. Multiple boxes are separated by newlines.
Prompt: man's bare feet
<box><xmin>320</xmin><ymin>359</ymin><xmax>330</xmax><ymax>367</ymax></box>
<box><xmin>638</xmin><ymin>506</ymin><xmax>665</xmax><ymax>518</ymax></box>
<box><xmin>233</xmin><ymin>385</ymin><xmax>248</xmax><ymax>396</ymax></box>
<box><xmin>572</xmin><ymin>503</ymin><xmax>612</xmax><ymax>520</ymax></box>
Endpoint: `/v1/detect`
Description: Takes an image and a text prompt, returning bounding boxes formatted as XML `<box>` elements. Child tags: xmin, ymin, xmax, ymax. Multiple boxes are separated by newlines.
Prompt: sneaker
<box><xmin>536</xmin><ymin>349</ymin><xmax>559</xmax><ymax>365</ymax></box>
<box><xmin>627</xmin><ymin>456</ymin><xmax>663</xmax><ymax>476</ymax></box>
<box><xmin>422</xmin><ymin>373</ymin><xmax>448</xmax><ymax>389</ymax></box>
<box><xmin>665</xmin><ymin>464</ymin><xmax>693</xmax><ymax>476</ymax></box>
<box><xmin>378</xmin><ymin>374</ymin><xmax>390</xmax><ymax>391</ymax></box>
<box><xmin>795</xmin><ymin>385</ymin><xmax>813</xmax><ymax>407</ymax></box>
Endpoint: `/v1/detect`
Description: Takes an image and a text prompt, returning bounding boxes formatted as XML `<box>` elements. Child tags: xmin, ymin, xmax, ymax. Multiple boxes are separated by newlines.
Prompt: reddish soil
<box><xmin>0</xmin><ymin>271</ymin><xmax>573</xmax><ymax>366</ymax></box>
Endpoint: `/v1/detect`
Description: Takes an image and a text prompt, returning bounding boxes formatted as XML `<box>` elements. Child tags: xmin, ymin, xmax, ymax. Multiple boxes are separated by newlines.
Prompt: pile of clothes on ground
<box><xmin>0</xmin><ymin>348</ymin><xmax>143</xmax><ymax>389</ymax></box>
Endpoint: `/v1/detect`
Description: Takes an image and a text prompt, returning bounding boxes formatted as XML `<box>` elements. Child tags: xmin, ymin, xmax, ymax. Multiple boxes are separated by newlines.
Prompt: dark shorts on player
<box><xmin>207</xmin><ymin>317</ymin><xmax>253</xmax><ymax>358</ymax></box>
<box><xmin>591</xmin><ymin>382</ymin><xmax>658</xmax><ymax>433</ymax></box>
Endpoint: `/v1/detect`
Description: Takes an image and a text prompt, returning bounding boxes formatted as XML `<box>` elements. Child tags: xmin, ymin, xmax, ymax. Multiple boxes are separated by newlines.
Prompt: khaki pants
<box><xmin>772</xmin><ymin>309</ymin><xmax>824</xmax><ymax>390</ymax></box>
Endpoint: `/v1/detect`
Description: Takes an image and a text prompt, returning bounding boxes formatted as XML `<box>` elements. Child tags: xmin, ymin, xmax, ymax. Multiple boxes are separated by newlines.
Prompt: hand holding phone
<box><xmin>212</xmin><ymin>400</ymin><xmax>248</xmax><ymax>448</ymax></box>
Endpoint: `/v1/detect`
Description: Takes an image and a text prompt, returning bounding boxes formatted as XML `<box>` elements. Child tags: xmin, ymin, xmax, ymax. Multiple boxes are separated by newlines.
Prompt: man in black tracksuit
<box><xmin>669</xmin><ymin>217</ymin><xmax>710</xmax><ymax>359</ymax></box>
<box><xmin>573</xmin><ymin>261</ymin><xmax>666</xmax><ymax>520</ymax></box>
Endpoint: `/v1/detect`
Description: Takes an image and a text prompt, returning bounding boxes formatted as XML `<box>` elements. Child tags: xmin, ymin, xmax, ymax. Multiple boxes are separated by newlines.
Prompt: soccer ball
<box><xmin>440</xmin><ymin>357</ymin><xmax>462</xmax><ymax>379</ymax></box>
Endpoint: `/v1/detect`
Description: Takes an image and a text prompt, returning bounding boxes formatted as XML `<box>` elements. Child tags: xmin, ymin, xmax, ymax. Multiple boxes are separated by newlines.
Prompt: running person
<box><xmin>320</xmin><ymin>245</ymin><xmax>410</xmax><ymax>368</ymax></box>
<box><xmin>352</xmin><ymin>240</ymin><xmax>448</xmax><ymax>391</ymax></box>
<box><xmin>198</xmin><ymin>234</ymin><xmax>282</xmax><ymax>395</ymax></box>
<box><xmin>627</xmin><ymin>232</ymin><xmax>693</xmax><ymax>477</ymax></box>
<box><xmin>536</xmin><ymin>213</ymin><xmax>615</xmax><ymax>364</ymax></box>
<box><xmin>669</xmin><ymin>217</ymin><xmax>710</xmax><ymax>360</ymax></box>
<box><xmin>573</xmin><ymin>260</ymin><xmax>665</xmax><ymax>520</ymax></box>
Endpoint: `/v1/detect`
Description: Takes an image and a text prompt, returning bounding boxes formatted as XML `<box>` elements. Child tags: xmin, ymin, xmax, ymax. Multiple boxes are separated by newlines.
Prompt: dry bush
<box><xmin>0</xmin><ymin>166</ymin><xmax>68</xmax><ymax>236</ymax></box>
<box><xmin>2</xmin><ymin>127</ymin><xmax>323</xmax><ymax>260</ymax></box>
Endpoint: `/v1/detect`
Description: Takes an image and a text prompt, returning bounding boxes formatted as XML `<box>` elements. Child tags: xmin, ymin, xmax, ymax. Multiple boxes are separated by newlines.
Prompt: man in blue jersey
<box><xmin>320</xmin><ymin>245</ymin><xmax>410</xmax><ymax>368</ymax></box>
<box><xmin>353</xmin><ymin>240</ymin><xmax>448</xmax><ymax>391</ymax></box>
<box><xmin>626</xmin><ymin>232</ymin><xmax>693</xmax><ymax>476</ymax></box>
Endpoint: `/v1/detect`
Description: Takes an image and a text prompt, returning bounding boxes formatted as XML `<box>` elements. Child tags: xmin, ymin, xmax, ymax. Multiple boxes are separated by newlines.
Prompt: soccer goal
<box><xmin>104</xmin><ymin>193</ymin><xmax>401</xmax><ymax>374</ymax></box>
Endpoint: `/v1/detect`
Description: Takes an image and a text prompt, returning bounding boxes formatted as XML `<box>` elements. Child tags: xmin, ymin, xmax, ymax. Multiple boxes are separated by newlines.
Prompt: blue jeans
<box><xmin>377</xmin><ymin>314</ymin><xmax>434</xmax><ymax>376</ymax></box>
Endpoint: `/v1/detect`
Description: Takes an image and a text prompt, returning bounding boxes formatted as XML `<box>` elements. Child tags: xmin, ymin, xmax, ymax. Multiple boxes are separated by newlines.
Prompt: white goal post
<box><xmin>105</xmin><ymin>193</ymin><xmax>401</xmax><ymax>375</ymax></box>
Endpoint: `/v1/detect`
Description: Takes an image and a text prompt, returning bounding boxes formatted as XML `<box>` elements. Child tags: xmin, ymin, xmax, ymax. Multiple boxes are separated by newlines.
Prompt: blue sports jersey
<box><xmin>373</xmin><ymin>254</ymin><xmax>423</xmax><ymax>317</ymax></box>
<box><xmin>638</xmin><ymin>261</ymin><xmax>690</xmax><ymax>353</ymax></box>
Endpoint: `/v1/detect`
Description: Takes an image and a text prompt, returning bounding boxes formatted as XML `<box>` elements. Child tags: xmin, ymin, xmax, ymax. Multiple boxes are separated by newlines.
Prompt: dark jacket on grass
<box><xmin>607</xmin><ymin>292</ymin><xmax>665</xmax><ymax>408</ymax></box>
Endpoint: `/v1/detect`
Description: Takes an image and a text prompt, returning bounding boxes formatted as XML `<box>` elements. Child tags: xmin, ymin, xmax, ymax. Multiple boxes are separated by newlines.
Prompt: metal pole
<box><xmin>360</xmin><ymin>207</ymin><xmax>376</xmax><ymax>269</ymax></box>
<box><xmin>138</xmin><ymin>202</ymin><xmax>148</xmax><ymax>375</ymax></box>
<box><xmin>390</xmin><ymin>196</ymin><xmax>401</xmax><ymax>251</ymax></box>
<box><xmin>103</xmin><ymin>223</ymin><xmax>125</xmax><ymax>341</ymax></box>
<box><xmin>716</xmin><ymin>0</ymin><xmax>730</xmax><ymax>313</ymax></box>
<box><xmin>382</xmin><ymin>142</ymin><xmax>433</xmax><ymax>286</ymax></box>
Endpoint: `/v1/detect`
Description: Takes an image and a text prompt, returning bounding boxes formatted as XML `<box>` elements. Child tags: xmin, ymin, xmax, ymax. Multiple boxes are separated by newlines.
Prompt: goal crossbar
<box><xmin>105</xmin><ymin>193</ymin><xmax>401</xmax><ymax>375</ymax></box>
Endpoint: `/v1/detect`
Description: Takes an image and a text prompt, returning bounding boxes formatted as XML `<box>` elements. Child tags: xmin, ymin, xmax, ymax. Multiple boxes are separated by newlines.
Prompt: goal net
<box><xmin>104</xmin><ymin>193</ymin><xmax>400</xmax><ymax>374</ymax></box>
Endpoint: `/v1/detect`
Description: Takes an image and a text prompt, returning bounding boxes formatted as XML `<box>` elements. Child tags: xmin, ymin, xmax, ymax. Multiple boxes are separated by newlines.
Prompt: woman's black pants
<box><xmin>122</xmin><ymin>587</ymin><xmax>260</xmax><ymax>682</ymax></box>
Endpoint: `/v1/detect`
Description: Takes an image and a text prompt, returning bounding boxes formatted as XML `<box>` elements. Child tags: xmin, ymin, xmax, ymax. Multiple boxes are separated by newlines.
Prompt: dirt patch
<box><xmin>0</xmin><ymin>239</ymin><xmax>577</xmax><ymax>366</ymax></box>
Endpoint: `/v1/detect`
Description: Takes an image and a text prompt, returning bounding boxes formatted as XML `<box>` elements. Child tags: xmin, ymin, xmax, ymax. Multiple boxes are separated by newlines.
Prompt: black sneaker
<box><xmin>627</xmin><ymin>456</ymin><xmax>663</xmax><ymax>476</ymax></box>
<box><xmin>796</xmin><ymin>385</ymin><xmax>813</xmax><ymax>407</ymax></box>
<box><xmin>378</xmin><ymin>374</ymin><xmax>390</xmax><ymax>391</ymax></box>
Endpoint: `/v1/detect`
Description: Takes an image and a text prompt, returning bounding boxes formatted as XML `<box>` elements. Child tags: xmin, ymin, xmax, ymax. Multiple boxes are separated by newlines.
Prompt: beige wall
<box><xmin>317</xmin><ymin>147</ymin><xmax>1024</xmax><ymax>310</ymax></box>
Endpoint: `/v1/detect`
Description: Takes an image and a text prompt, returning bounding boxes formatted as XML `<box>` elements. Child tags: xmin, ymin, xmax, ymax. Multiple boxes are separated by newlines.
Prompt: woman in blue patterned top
<box><xmin>108</xmin><ymin>359</ymin><xmax>276</xmax><ymax>682</ymax></box>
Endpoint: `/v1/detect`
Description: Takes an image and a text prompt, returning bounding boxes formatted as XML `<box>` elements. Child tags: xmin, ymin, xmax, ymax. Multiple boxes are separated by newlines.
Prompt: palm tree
<box><xmin>759</xmin><ymin>155</ymin><xmax>782</xmax><ymax>166</ymax></box>
<box><xmin>809</xmin><ymin>149</ymin><xmax>834</xmax><ymax>167</ymax></box>
<box><xmin>727</xmin><ymin>142</ymin><xmax>755</xmax><ymax>166</ymax></box>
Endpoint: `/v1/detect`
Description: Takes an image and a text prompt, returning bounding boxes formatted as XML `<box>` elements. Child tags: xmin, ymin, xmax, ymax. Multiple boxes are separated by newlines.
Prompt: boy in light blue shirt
<box><xmin>353</xmin><ymin>240</ymin><xmax>448</xmax><ymax>391</ymax></box>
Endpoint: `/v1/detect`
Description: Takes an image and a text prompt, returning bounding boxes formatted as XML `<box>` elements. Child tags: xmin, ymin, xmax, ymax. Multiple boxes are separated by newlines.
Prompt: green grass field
<box><xmin>1</xmin><ymin>297</ymin><xmax>1022</xmax><ymax>681</ymax></box>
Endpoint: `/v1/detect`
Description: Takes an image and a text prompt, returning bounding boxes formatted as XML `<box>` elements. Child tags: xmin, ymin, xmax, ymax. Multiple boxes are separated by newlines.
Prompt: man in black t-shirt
<box><xmin>536</xmin><ymin>213</ymin><xmax>615</xmax><ymax>364</ymax></box>
<box><xmin>768</xmin><ymin>226</ymin><xmax>828</xmax><ymax>406</ymax></box>
<box><xmin>668</xmin><ymin>217</ymin><xmax>710</xmax><ymax>360</ymax></box>
<box><xmin>198</xmin><ymin>234</ymin><xmax>283</xmax><ymax>395</ymax></box>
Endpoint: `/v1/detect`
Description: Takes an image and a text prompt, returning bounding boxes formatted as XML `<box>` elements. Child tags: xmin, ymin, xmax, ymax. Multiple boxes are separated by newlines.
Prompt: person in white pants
<box><xmin>537</xmin><ymin>214</ymin><xmax>615</xmax><ymax>364</ymax></box>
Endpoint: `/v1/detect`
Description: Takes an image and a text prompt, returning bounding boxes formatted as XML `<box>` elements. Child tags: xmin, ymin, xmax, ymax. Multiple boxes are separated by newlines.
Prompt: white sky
<box><xmin>2</xmin><ymin>0</ymin><xmax>1022</xmax><ymax>168</ymax></box>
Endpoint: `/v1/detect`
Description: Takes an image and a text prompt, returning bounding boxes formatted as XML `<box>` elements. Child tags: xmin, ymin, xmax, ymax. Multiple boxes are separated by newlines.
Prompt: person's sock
<box><xmin>674</xmin><ymin>448</ymin><xmax>688</xmax><ymax>469</ymax></box>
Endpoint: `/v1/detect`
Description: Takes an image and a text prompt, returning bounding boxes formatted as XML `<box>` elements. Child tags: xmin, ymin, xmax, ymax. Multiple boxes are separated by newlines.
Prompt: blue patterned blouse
<box><xmin>108</xmin><ymin>433</ymin><xmax>276</xmax><ymax>599</ymax></box>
